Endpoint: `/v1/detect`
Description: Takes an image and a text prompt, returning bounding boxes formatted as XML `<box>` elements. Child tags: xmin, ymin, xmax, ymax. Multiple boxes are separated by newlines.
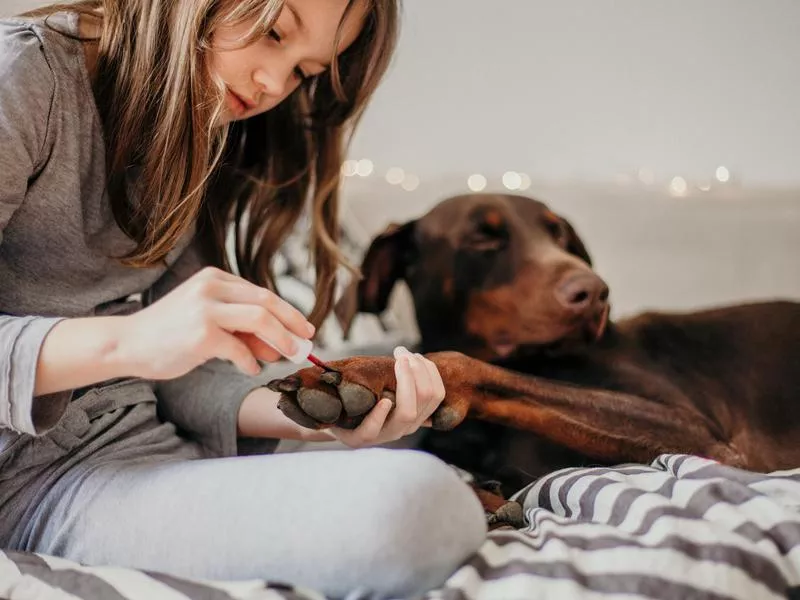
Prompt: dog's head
<box><xmin>336</xmin><ymin>193</ymin><xmax>610</xmax><ymax>361</ymax></box>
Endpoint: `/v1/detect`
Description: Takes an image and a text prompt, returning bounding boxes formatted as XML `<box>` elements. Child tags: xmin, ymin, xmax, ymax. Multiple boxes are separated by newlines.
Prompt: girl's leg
<box><xmin>36</xmin><ymin>448</ymin><xmax>487</xmax><ymax>599</ymax></box>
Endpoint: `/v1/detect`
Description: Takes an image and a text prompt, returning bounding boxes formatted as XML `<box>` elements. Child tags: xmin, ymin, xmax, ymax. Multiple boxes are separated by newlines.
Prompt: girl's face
<box><xmin>210</xmin><ymin>0</ymin><xmax>368</xmax><ymax>125</ymax></box>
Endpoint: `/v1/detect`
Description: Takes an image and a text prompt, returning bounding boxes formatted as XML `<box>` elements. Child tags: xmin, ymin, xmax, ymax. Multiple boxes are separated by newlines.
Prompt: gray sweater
<box><xmin>0</xmin><ymin>11</ymin><xmax>276</xmax><ymax>522</ymax></box>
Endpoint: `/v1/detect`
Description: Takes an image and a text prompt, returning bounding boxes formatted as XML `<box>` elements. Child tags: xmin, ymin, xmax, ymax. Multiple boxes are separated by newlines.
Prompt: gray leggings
<box><xmin>32</xmin><ymin>447</ymin><xmax>487</xmax><ymax>599</ymax></box>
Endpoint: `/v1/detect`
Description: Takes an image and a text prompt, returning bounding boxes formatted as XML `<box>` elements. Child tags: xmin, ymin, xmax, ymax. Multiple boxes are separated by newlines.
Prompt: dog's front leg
<box><xmin>267</xmin><ymin>352</ymin><xmax>741</xmax><ymax>467</ymax></box>
<box><xmin>428</xmin><ymin>352</ymin><xmax>743</xmax><ymax>467</ymax></box>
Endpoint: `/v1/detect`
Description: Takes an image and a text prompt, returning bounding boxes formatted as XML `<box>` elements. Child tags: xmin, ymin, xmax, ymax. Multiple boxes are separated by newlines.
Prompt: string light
<box><xmin>385</xmin><ymin>167</ymin><xmax>405</xmax><ymax>185</ymax></box>
<box><xmin>637</xmin><ymin>167</ymin><xmax>655</xmax><ymax>185</ymax></box>
<box><xmin>401</xmin><ymin>174</ymin><xmax>420</xmax><ymax>191</ymax></box>
<box><xmin>340</xmin><ymin>160</ymin><xmax>358</xmax><ymax>177</ymax></box>
<box><xmin>502</xmin><ymin>171</ymin><xmax>523</xmax><ymax>190</ymax></box>
<box><xmin>356</xmin><ymin>159</ymin><xmax>374</xmax><ymax>177</ymax></box>
<box><xmin>467</xmin><ymin>174</ymin><xmax>487</xmax><ymax>192</ymax></box>
<box><xmin>669</xmin><ymin>176</ymin><xmax>688</xmax><ymax>197</ymax></box>
<box><xmin>338</xmin><ymin>161</ymin><xmax>739</xmax><ymax>200</ymax></box>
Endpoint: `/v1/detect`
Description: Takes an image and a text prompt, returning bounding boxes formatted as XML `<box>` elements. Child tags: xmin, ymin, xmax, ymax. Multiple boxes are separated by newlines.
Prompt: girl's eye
<box><xmin>268</xmin><ymin>29</ymin><xmax>308</xmax><ymax>80</ymax></box>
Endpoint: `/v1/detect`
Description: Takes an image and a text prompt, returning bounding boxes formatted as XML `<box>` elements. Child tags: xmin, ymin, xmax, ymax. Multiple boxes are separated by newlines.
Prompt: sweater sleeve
<box><xmin>145</xmin><ymin>238</ymin><xmax>280</xmax><ymax>457</ymax></box>
<box><xmin>0</xmin><ymin>23</ymin><xmax>71</xmax><ymax>436</ymax></box>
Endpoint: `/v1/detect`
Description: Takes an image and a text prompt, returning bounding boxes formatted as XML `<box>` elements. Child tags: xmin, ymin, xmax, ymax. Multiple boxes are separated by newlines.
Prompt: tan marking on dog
<box><xmin>483</xmin><ymin>210</ymin><xmax>504</xmax><ymax>229</ymax></box>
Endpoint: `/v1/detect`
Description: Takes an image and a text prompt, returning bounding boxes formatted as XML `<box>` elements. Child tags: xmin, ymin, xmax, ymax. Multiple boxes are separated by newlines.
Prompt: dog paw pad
<box><xmin>338</xmin><ymin>382</ymin><xmax>378</xmax><ymax>417</ymax></box>
<box><xmin>297</xmin><ymin>388</ymin><xmax>341</xmax><ymax>423</ymax></box>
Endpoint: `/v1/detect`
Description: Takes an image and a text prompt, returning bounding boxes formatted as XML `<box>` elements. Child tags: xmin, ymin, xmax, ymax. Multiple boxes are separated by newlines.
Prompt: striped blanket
<box><xmin>2</xmin><ymin>455</ymin><xmax>798</xmax><ymax>600</ymax></box>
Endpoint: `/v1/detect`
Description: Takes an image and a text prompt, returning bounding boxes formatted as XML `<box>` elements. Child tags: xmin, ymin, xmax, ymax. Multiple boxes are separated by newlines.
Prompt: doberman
<box><xmin>267</xmin><ymin>193</ymin><xmax>800</xmax><ymax>501</ymax></box>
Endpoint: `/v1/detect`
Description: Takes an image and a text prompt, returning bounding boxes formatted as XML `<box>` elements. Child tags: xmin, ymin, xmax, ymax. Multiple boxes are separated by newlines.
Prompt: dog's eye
<box><xmin>544</xmin><ymin>218</ymin><xmax>565</xmax><ymax>244</ymax></box>
<box><xmin>465</xmin><ymin>222</ymin><xmax>508</xmax><ymax>252</ymax></box>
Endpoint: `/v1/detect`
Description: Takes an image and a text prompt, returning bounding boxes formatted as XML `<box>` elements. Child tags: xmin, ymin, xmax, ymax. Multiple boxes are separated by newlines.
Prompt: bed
<box><xmin>3</xmin><ymin>454</ymin><xmax>798</xmax><ymax>600</ymax></box>
<box><xmin>3</xmin><ymin>190</ymin><xmax>799</xmax><ymax>599</ymax></box>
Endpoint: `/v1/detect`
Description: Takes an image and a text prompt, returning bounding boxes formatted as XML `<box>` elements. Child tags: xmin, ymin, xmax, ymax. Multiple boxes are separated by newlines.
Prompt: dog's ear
<box><xmin>543</xmin><ymin>209</ymin><xmax>592</xmax><ymax>266</ymax></box>
<box><xmin>334</xmin><ymin>220</ymin><xmax>417</xmax><ymax>338</ymax></box>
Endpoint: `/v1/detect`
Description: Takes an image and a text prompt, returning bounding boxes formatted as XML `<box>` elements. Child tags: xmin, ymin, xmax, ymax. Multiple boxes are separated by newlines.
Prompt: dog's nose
<box><xmin>554</xmin><ymin>273</ymin><xmax>609</xmax><ymax>314</ymax></box>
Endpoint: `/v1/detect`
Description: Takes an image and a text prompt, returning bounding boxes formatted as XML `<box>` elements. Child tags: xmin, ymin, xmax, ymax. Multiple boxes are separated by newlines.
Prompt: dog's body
<box><xmin>420</xmin><ymin>300</ymin><xmax>799</xmax><ymax>493</ymax></box>
<box><xmin>271</xmin><ymin>193</ymin><xmax>800</xmax><ymax>495</ymax></box>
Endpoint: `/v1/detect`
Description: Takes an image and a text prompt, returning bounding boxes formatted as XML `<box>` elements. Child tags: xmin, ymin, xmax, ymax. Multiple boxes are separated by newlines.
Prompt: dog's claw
<box><xmin>267</xmin><ymin>375</ymin><xmax>301</xmax><ymax>394</ymax></box>
<box><xmin>297</xmin><ymin>388</ymin><xmax>341</xmax><ymax>423</ymax></box>
<box><xmin>320</xmin><ymin>370</ymin><xmax>343</xmax><ymax>386</ymax></box>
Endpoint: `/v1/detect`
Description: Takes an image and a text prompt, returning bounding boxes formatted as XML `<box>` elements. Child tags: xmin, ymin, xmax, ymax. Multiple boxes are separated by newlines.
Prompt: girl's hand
<box><xmin>118</xmin><ymin>267</ymin><xmax>314</xmax><ymax>380</ymax></box>
<box><xmin>328</xmin><ymin>347</ymin><xmax>446</xmax><ymax>448</ymax></box>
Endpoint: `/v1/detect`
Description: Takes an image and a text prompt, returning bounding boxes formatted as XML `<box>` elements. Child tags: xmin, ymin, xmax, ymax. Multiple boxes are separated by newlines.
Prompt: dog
<box><xmin>268</xmin><ymin>193</ymin><xmax>800</xmax><ymax>499</ymax></box>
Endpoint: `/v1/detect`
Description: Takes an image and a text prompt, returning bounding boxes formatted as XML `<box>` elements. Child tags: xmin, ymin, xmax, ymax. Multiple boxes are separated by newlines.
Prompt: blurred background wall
<box><xmin>8</xmin><ymin>0</ymin><xmax>799</xmax><ymax>186</ymax></box>
<box><xmin>5</xmin><ymin>0</ymin><xmax>799</xmax><ymax>337</ymax></box>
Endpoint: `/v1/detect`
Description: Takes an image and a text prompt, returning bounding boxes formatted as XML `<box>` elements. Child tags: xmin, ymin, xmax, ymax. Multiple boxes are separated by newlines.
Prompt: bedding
<box><xmin>2</xmin><ymin>454</ymin><xmax>798</xmax><ymax>600</ymax></box>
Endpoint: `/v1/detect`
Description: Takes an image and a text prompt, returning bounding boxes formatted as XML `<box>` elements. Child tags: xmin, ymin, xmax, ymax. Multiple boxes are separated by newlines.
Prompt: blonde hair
<box><xmin>25</xmin><ymin>0</ymin><xmax>399</xmax><ymax>327</ymax></box>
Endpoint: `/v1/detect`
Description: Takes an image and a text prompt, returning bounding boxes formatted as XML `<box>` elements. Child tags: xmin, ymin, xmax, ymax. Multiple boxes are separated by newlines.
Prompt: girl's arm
<box><xmin>33</xmin><ymin>316</ymin><xmax>131</xmax><ymax>396</ymax></box>
<box><xmin>1</xmin><ymin>25</ymin><xmax>75</xmax><ymax>435</ymax></box>
<box><xmin>237</xmin><ymin>387</ymin><xmax>336</xmax><ymax>442</ymax></box>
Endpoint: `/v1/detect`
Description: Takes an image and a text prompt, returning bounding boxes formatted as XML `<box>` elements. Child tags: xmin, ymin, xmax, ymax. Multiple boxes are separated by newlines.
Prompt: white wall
<box><xmin>8</xmin><ymin>1</ymin><xmax>798</xmax><ymax>187</ymax></box>
<box><xmin>350</xmin><ymin>0</ymin><xmax>800</xmax><ymax>188</ymax></box>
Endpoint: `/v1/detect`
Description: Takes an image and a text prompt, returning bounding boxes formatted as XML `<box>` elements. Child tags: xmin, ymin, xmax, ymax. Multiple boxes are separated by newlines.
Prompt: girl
<box><xmin>0</xmin><ymin>0</ymin><xmax>486</xmax><ymax>598</ymax></box>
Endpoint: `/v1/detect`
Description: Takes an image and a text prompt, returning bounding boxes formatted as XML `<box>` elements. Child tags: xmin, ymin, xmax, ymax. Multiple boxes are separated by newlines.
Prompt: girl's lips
<box><xmin>226</xmin><ymin>89</ymin><xmax>251</xmax><ymax>117</ymax></box>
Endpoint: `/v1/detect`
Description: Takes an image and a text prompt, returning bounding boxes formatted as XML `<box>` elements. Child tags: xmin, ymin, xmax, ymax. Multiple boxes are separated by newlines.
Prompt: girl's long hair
<box><xmin>24</xmin><ymin>0</ymin><xmax>398</xmax><ymax>326</ymax></box>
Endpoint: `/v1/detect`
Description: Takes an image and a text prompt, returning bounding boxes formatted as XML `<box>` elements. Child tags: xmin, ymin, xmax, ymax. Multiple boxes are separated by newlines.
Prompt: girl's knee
<box><xmin>361</xmin><ymin>449</ymin><xmax>487</xmax><ymax>596</ymax></box>
<box><xmin>381</xmin><ymin>448</ymin><xmax>477</xmax><ymax>502</ymax></box>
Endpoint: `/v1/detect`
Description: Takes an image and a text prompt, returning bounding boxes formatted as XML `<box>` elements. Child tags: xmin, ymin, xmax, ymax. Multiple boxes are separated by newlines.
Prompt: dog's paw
<box><xmin>266</xmin><ymin>355</ymin><xmax>469</xmax><ymax>431</ymax></box>
<box><xmin>469</xmin><ymin>481</ymin><xmax>525</xmax><ymax>530</ymax></box>
<box><xmin>487</xmin><ymin>500</ymin><xmax>524</xmax><ymax>530</ymax></box>
<box><xmin>266</xmin><ymin>357</ymin><xmax>397</xmax><ymax>430</ymax></box>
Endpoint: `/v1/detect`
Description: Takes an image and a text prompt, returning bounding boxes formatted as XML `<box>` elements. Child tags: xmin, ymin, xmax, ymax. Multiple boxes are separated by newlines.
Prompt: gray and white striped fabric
<box><xmin>429</xmin><ymin>454</ymin><xmax>800</xmax><ymax>600</ymax></box>
<box><xmin>0</xmin><ymin>550</ymin><xmax>326</xmax><ymax>600</ymax></box>
<box><xmin>2</xmin><ymin>454</ymin><xmax>799</xmax><ymax>600</ymax></box>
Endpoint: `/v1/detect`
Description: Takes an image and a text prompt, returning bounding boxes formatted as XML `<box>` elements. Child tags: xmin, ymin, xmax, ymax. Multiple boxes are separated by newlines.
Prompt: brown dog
<box><xmin>268</xmin><ymin>193</ymin><xmax>800</xmax><ymax>495</ymax></box>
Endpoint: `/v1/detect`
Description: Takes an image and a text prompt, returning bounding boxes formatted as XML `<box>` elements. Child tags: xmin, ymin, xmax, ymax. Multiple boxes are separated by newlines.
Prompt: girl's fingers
<box><xmin>409</xmin><ymin>352</ymin><xmax>436</xmax><ymax>414</ymax></box>
<box><xmin>394</xmin><ymin>347</ymin><xmax>444</xmax><ymax>428</ymax></box>
<box><xmin>214</xmin><ymin>280</ymin><xmax>315</xmax><ymax>339</ymax></box>
<box><xmin>419</xmin><ymin>354</ymin><xmax>446</xmax><ymax>420</ymax></box>
<box><xmin>237</xmin><ymin>332</ymin><xmax>284</xmax><ymax>363</ymax></box>
<box><xmin>212</xmin><ymin>331</ymin><xmax>261</xmax><ymax>375</ymax></box>
<box><xmin>336</xmin><ymin>397</ymin><xmax>393</xmax><ymax>447</ymax></box>
<box><xmin>425</xmin><ymin>355</ymin><xmax>446</xmax><ymax>400</ymax></box>
<box><xmin>334</xmin><ymin>347</ymin><xmax>447</xmax><ymax>447</ymax></box>
<box><xmin>211</xmin><ymin>303</ymin><xmax>298</xmax><ymax>358</ymax></box>
<box><xmin>389</xmin><ymin>351</ymin><xmax>418</xmax><ymax>434</ymax></box>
